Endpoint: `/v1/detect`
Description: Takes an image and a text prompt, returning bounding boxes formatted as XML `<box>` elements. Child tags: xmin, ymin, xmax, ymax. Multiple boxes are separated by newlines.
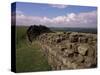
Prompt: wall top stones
<box><xmin>38</xmin><ymin>32</ymin><xmax>97</xmax><ymax>70</ymax></box>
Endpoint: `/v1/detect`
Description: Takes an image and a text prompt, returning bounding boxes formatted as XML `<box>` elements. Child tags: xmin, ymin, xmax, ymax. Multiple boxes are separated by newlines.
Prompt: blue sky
<box><xmin>12</xmin><ymin>2</ymin><xmax>97</xmax><ymax>28</ymax></box>
<box><xmin>15</xmin><ymin>2</ymin><xmax>97</xmax><ymax>18</ymax></box>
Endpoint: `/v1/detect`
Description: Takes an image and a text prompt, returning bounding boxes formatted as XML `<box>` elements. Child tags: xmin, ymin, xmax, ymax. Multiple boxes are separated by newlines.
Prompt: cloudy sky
<box><xmin>12</xmin><ymin>2</ymin><xmax>97</xmax><ymax>28</ymax></box>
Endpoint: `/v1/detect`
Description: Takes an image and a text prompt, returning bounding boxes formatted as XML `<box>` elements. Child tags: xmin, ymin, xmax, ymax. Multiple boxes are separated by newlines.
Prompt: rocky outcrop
<box><xmin>38</xmin><ymin>32</ymin><xmax>97</xmax><ymax>70</ymax></box>
<box><xmin>27</xmin><ymin>25</ymin><xmax>52</xmax><ymax>42</ymax></box>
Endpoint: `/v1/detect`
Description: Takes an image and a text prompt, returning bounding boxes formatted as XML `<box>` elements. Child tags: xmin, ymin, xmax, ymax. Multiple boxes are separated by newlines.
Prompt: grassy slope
<box><xmin>16</xmin><ymin>26</ymin><xmax>51</xmax><ymax>72</ymax></box>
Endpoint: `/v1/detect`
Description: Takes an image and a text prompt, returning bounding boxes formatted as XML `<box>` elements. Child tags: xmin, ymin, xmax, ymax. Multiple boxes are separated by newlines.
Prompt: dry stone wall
<box><xmin>38</xmin><ymin>32</ymin><xmax>97</xmax><ymax>70</ymax></box>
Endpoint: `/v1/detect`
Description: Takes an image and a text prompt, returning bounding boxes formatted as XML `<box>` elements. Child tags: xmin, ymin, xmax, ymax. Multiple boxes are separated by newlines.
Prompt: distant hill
<box><xmin>50</xmin><ymin>27</ymin><xmax>97</xmax><ymax>34</ymax></box>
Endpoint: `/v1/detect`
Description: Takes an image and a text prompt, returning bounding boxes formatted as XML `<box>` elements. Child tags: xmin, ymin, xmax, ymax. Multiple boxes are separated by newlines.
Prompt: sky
<box><xmin>12</xmin><ymin>2</ymin><xmax>97</xmax><ymax>28</ymax></box>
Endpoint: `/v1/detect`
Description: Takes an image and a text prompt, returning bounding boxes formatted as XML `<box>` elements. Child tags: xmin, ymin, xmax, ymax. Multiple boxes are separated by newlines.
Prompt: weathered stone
<box><xmin>74</xmin><ymin>54</ymin><xmax>84</xmax><ymax>63</ymax></box>
<box><xmin>70</xmin><ymin>35</ymin><xmax>78</xmax><ymax>42</ymax></box>
<box><xmin>56</xmin><ymin>38</ymin><xmax>62</xmax><ymax>43</ymax></box>
<box><xmin>37</xmin><ymin>31</ymin><xmax>97</xmax><ymax>70</ymax></box>
<box><xmin>84</xmin><ymin>57</ymin><xmax>92</xmax><ymax>67</ymax></box>
<box><xmin>66</xmin><ymin>61</ymin><xmax>73</xmax><ymax>69</ymax></box>
<box><xmin>78</xmin><ymin>44</ymin><xmax>88</xmax><ymax>55</ymax></box>
<box><xmin>62</xmin><ymin>58</ymin><xmax>67</xmax><ymax>65</ymax></box>
<box><xmin>65</xmin><ymin>49</ymin><xmax>74</xmax><ymax>55</ymax></box>
<box><xmin>60</xmin><ymin>66</ymin><xmax>67</xmax><ymax>70</ymax></box>
<box><xmin>87</xmin><ymin>37</ymin><xmax>93</xmax><ymax>44</ymax></box>
<box><xmin>84</xmin><ymin>56</ymin><xmax>93</xmax><ymax>63</ymax></box>
<box><xmin>56</xmin><ymin>66</ymin><xmax>61</xmax><ymax>70</ymax></box>
<box><xmin>78</xmin><ymin>37</ymin><xmax>88</xmax><ymax>43</ymax></box>
<box><xmin>71</xmin><ymin>63</ymin><xmax>77</xmax><ymax>69</ymax></box>
<box><xmin>87</xmin><ymin>48</ymin><xmax>94</xmax><ymax>56</ymax></box>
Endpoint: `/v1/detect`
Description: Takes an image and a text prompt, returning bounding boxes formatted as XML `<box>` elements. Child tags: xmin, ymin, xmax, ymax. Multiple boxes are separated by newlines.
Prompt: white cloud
<box><xmin>16</xmin><ymin>10</ymin><xmax>23</xmax><ymax>14</ymax></box>
<box><xmin>15</xmin><ymin>10</ymin><xmax>97</xmax><ymax>28</ymax></box>
<box><xmin>16</xmin><ymin>10</ymin><xmax>24</xmax><ymax>15</ymax></box>
<box><xmin>50</xmin><ymin>4</ymin><xmax>68</xmax><ymax>9</ymax></box>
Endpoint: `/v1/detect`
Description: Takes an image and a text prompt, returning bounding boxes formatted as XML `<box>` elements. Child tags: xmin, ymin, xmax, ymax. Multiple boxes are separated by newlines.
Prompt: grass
<box><xmin>16</xmin><ymin>26</ymin><xmax>51</xmax><ymax>72</ymax></box>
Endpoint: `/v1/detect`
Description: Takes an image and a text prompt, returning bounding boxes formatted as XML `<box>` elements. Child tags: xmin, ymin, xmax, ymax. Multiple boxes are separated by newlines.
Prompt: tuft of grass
<box><xmin>16</xmin><ymin>26</ymin><xmax>51</xmax><ymax>72</ymax></box>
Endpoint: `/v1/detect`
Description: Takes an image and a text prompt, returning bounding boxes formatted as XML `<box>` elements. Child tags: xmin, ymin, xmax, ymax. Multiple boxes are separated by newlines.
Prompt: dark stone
<box><xmin>27</xmin><ymin>25</ymin><xmax>52</xmax><ymax>42</ymax></box>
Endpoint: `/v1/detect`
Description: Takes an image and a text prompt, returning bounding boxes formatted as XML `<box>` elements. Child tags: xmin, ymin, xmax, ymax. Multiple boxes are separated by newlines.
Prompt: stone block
<box><xmin>78</xmin><ymin>44</ymin><xmax>88</xmax><ymax>55</ymax></box>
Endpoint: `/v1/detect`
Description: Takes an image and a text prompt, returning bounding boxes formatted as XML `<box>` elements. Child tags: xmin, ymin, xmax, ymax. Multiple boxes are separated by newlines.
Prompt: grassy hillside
<box><xmin>16</xmin><ymin>26</ymin><xmax>51</xmax><ymax>72</ymax></box>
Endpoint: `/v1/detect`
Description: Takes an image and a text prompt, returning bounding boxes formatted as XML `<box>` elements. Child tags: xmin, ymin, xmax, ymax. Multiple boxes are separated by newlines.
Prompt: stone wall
<box><xmin>38</xmin><ymin>32</ymin><xmax>97</xmax><ymax>70</ymax></box>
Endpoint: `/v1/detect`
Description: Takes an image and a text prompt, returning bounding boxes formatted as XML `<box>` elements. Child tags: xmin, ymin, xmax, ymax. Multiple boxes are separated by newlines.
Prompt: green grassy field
<box><xmin>16</xmin><ymin>26</ymin><xmax>51</xmax><ymax>72</ymax></box>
